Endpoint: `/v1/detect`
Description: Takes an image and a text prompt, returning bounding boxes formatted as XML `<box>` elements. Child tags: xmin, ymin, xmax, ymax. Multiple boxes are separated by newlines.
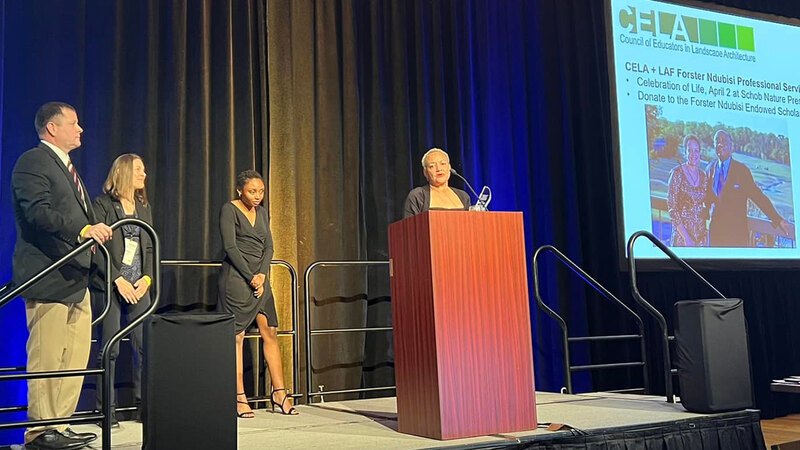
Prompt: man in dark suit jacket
<box><xmin>11</xmin><ymin>102</ymin><xmax>112</xmax><ymax>449</ymax></box>
<box><xmin>705</xmin><ymin>129</ymin><xmax>790</xmax><ymax>247</ymax></box>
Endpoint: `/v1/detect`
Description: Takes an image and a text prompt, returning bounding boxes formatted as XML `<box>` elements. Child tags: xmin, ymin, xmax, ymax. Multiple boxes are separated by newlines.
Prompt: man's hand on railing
<box><xmin>114</xmin><ymin>277</ymin><xmax>139</xmax><ymax>304</ymax></box>
<box><xmin>84</xmin><ymin>223</ymin><xmax>114</xmax><ymax>244</ymax></box>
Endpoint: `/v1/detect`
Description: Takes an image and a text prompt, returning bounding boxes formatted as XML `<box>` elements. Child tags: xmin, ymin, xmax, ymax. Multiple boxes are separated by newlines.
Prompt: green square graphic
<box><xmin>737</xmin><ymin>25</ymin><xmax>755</xmax><ymax>51</ymax></box>
<box><xmin>699</xmin><ymin>19</ymin><xmax>718</xmax><ymax>46</ymax></box>
<box><xmin>718</xmin><ymin>22</ymin><xmax>736</xmax><ymax>48</ymax></box>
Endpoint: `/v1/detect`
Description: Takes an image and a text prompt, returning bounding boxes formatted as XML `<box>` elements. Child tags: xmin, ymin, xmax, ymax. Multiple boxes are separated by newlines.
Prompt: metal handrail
<box><xmin>99</xmin><ymin>219</ymin><xmax>160</xmax><ymax>447</ymax></box>
<box><xmin>304</xmin><ymin>260</ymin><xmax>393</xmax><ymax>403</ymax></box>
<box><xmin>91</xmin><ymin>242</ymin><xmax>115</xmax><ymax>327</ymax></box>
<box><xmin>626</xmin><ymin>230</ymin><xmax>726</xmax><ymax>403</ymax></box>
<box><xmin>0</xmin><ymin>241</ymin><xmax>113</xmax><ymax>368</ymax></box>
<box><xmin>160</xmin><ymin>259</ymin><xmax>301</xmax><ymax>401</ymax></box>
<box><xmin>0</xmin><ymin>236</ymin><xmax>111</xmax><ymax>309</ymax></box>
<box><xmin>0</xmin><ymin>218</ymin><xmax>159</xmax><ymax>450</ymax></box>
<box><xmin>0</xmin><ymin>242</ymin><xmax>114</xmax><ymax>419</ymax></box>
<box><xmin>532</xmin><ymin>245</ymin><xmax>648</xmax><ymax>395</ymax></box>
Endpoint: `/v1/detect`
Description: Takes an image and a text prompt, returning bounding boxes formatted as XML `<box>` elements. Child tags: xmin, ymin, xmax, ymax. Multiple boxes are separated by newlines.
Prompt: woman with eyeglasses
<box><xmin>403</xmin><ymin>148</ymin><xmax>471</xmax><ymax>218</ymax></box>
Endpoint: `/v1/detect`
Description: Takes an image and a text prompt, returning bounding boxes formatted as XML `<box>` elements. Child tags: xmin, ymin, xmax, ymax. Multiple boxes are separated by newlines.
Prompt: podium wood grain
<box><xmin>388</xmin><ymin>211</ymin><xmax>537</xmax><ymax>440</ymax></box>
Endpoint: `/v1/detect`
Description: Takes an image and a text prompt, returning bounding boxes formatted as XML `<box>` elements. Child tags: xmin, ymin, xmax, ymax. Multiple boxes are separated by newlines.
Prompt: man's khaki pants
<box><xmin>24</xmin><ymin>289</ymin><xmax>91</xmax><ymax>443</ymax></box>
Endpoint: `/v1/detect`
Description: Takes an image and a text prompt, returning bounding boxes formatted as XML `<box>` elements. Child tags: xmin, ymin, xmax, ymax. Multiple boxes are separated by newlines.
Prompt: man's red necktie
<box><xmin>68</xmin><ymin>161</ymin><xmax>94</xmax><ymax>252</ymax></box>
<box><xmin>67</xmin><ymin>160</ymin><xmax>86</xmax><ymax>208</ymax></box>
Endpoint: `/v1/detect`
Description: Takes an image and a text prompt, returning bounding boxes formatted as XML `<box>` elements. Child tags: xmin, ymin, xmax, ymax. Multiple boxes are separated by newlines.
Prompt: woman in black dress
<box><xmin>93</xmin><ymin>153</ymin><xmax>154</xmax><ymax>426</ymax></box>
<box><xmin>219</xmin><ymin>170</ymin><xmax>296</xmax><ymax>418</ymax></box>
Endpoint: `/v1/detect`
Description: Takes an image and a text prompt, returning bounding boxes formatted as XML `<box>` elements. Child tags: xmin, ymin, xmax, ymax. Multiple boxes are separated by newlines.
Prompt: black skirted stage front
<box><xmin>26</xmin><ymin>391</ymin><xmax>765</xmax><ymax>450</ymax></box>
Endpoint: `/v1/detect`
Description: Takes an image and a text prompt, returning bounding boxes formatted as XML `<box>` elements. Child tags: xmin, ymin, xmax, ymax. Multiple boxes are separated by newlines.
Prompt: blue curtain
<box><xmin>0</xmin><ymin>0</ymin><xmax>268</xmax><ymax>444</ymax></box>
<box><xmin>353</xmin><ymin>0</ymin><xmax>603</xmax><ymax>395</ymax></box>
<box><xmin>0</xmin><ymin>1</ymin><xmax>29</xmax><ymax>445</ymax></box>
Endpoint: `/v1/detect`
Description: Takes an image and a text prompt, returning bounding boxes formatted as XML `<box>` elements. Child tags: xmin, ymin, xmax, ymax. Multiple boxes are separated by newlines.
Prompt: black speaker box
<box><xmin>674</xmin><ymin>298</ymin><xmax>753</xmax><ymax>413</ymax></box>
<box><xmin>143</xmin><ymin>313</ymin><xmax>236</xmax><ymax>450</ymax></box>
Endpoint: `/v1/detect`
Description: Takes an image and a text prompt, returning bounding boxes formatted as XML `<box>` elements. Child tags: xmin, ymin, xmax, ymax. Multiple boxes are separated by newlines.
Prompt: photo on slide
<box><xmin>646</xmin><ymin>104</ymin><xmax>795</xmax><ymax>249</ymax></box>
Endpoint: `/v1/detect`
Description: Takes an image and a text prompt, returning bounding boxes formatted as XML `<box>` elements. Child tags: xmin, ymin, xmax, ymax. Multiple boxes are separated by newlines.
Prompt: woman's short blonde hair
<box><xmin>421</xmin><ymin>148</ymin><xmax>449</xmax><ymax>168</ymax></box>
<box><xmin>103</xmin><ymin>153</ymin><xmax>148</xmax><ymax>206</ymax></box>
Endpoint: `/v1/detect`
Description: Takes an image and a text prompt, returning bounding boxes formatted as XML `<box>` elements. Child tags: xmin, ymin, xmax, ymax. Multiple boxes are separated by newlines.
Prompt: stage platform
<box><xmin>7</xmin><ymin>391</ymin><xmax>766</xmax><ymax>449</ymax></box>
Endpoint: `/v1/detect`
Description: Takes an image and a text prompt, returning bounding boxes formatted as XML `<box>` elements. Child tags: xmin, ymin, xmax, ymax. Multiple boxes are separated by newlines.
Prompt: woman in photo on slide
<box><xmin>218</xmin><ymin>170</ymin><xmax>297</xmax><ymax>418</ymax></box>
<box><xmin>667</xmin><ymin>134</ymin><xmax>709</xmax><ymax>247</ymax></box>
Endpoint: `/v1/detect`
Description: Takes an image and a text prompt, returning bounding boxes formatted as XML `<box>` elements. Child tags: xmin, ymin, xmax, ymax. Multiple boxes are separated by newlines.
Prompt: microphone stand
<box><xmin>450</xmin><ymin>169</ymin><xmax>487</xmax><ymax>211</ymax></box>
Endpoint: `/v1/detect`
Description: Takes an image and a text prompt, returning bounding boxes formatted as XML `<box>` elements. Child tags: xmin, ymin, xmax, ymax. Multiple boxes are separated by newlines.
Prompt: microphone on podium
<box><xmin>450</xmin><ymin>169</ymin><xmax>492</xmax><ymax>211</ymax></box>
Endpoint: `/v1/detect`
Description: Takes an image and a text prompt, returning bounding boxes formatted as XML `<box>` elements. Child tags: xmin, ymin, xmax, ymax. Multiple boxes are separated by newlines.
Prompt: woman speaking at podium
<box><xmin>403</xmin><ymin>148</ymin><xmax>470</xmax><ymax>218</ymax></box>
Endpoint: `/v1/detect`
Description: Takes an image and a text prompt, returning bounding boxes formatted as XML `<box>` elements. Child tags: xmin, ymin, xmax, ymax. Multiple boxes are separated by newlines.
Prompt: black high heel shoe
<box><xmin>237</xmin><ymin>392</ymin><xmax>255</xmax><ymax>418</ymax></box>
<box><xmin>270</xmin><ymin>388</ymin><xmax>298</xmax><ymax>415</ymax></box>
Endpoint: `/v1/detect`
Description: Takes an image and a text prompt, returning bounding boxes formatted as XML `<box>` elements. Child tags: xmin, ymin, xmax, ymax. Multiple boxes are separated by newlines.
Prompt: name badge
<box><xmin>122</xmin><ymin>239</ymin><xmax>139</xmax><ymax>266</ymax></box>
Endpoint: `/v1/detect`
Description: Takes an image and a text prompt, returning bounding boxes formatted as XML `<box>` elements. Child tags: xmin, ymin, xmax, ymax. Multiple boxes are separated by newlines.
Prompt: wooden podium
<box><xmin>388</xmin><ymin>211</ymin><xmax>537</xmax><ymax>440</ymax></box>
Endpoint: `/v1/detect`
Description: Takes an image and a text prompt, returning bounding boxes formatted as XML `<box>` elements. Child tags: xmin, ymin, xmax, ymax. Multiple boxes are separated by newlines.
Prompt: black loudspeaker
<box><xmin>674</xmin><ymin>298</ymin><xmax>753</xmax><ymax>413</ymax></box>
<box><xmin>143</xmin><ymin>313</ymin><xmax>236</xmax><ymax>450</ymax></box>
